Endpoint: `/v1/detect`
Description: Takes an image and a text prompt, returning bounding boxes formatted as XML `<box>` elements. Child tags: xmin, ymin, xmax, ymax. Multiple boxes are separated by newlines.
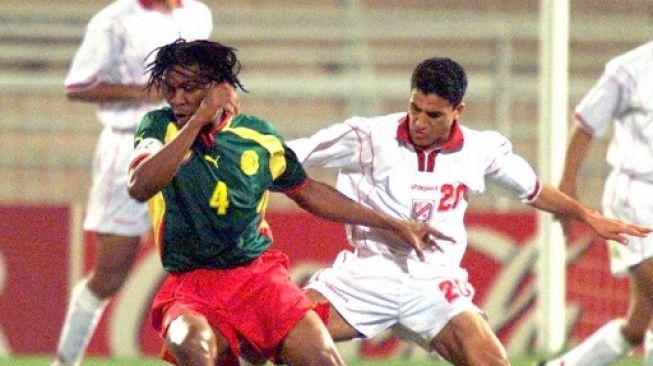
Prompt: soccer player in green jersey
<box><xmin>127</xmin><ymin>39</ymin><xmax>446</xmax><ymax>366</ymax></box>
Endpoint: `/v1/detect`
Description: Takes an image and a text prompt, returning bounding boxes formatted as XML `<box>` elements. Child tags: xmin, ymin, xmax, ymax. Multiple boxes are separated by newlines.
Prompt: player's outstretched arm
<box><xmin>65</xmin><ymin>82</ymin><xmax>161</xmax><ymax>103</ymax></box>
<box><xmin>529</xmin><ymin>183</ymin><xmax>651</xmax><ymax>244</ymax></box>
<box><xmin>285</xmin><ymin>178</ymin><xmax>451</xmax><ymax>261</ymax></box>
<box><xmin>556</xmin><ymin>124</ymin><xmax>594</xmax><ymax>236</ymax></box>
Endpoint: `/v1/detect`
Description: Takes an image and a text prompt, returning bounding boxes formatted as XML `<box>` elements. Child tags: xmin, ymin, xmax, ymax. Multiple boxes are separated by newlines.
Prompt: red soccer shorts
<box><xmin>150</xmin><ymin>249</ymin><xmax>314</xmax><ymax>365</ymax></box>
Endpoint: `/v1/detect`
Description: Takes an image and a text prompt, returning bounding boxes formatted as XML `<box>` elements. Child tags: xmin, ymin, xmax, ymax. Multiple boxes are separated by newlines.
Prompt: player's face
<box><xmin>162</xmin><ymin>64</ymin><xmax>211</xmax><ymax>126</ymax></box>
<box><xmin>407</xmin><ymin>89</ymin><xmax>464</xmax><ymax>150</ymax></box>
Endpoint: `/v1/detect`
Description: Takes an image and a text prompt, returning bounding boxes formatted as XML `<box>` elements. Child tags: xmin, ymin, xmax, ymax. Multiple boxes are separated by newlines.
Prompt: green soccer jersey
<box><xmin>134</xmin><ymin>108</ymin><xmax>307</xmax><ymax>272</ymax></box>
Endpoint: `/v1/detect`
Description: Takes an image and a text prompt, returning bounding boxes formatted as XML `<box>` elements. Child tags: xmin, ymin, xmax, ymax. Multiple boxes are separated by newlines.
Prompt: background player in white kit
<box><xmin>287</xmin><ymin>57</ymin><xmax>651</xmax><ymax>366</ymax></box>
<box><xmin>53</xmin><ymin>1</ymin><xmax>212</xmax><ymax>365</ymax></box>
<box><xmin>541</xmin><ymin>42</ymin><xmax>653</xmax><ymax>366</ymax></box>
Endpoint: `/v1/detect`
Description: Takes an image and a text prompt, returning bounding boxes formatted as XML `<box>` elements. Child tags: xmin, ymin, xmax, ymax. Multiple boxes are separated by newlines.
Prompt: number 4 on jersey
<box><xmin>209</xmin><ymin>181</ymin><xmax>229</xmax><ymax>215</ymax></box>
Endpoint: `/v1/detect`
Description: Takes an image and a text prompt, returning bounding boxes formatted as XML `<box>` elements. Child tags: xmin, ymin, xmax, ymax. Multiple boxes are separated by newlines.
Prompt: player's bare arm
<box><xmin>530</xmin><ymin>183</ymin><xmax>651</xmax><ymax>244</ymax></box>
<box><xmin>65</xmin><ymin>82</ymin><xmax>161</xmax><ymax>103</ymax></box>
<box><xmin>286</xmin><ymin>177</ymin><xmax>451</xmax><ymax>261</ymax></box>
<box><xmin>556</xmin><ymin>124</ymin><xmax>594</xmax><ymax>235</ymax></box>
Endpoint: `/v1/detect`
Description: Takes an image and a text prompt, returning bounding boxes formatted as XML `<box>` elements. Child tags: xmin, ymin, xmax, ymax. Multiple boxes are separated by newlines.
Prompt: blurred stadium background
<box><xmin>1</xmin><ymin>0</ymin><xmax>652</xmax><ymax>364</ymax></box>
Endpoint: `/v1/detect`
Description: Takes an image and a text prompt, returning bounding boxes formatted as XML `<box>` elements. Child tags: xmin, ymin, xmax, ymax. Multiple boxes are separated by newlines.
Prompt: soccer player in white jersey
<box><xmin>286</xmin><ymin>57</ymin><xmax>651</xmax><ymax>365</ymax></box>
<box><xmin>53</xmin><ymin>1</ymin><xmax>212</xmax><ymax>365</ymax></box>
<box><xmin>540</xmin><ymin>42</ymin><xmax>653</xmax><ymax>366</ymax></box>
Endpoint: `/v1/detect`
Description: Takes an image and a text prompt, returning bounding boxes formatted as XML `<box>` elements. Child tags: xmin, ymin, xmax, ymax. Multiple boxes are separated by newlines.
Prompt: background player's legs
<box><xmin>53</xmin><ymin>234</ymin><xmax>140</xmax><ymax>366</ymax></box>
<box><xmin>624</xmin><ymin>257</ymin><xmax>653</xmax><ymax>346</ymax></box>
<box><xmin>278</xmin><ymin>310</ymin><xmax>347</xmax><ymax>366</ymax></box>
<box><xmin>542</xmin><ymin>258</ymin><xmax>653</xmax><ymax>366</ymax></box>
<box><xmin>430</xmin><ymin>310</ymin><xmax>509</xmax><ymax>366</ymax></box>
<box><xmin>541</xmin><ymin>319</ymin><xmax>629</xmax><ymax>366</ymax></box>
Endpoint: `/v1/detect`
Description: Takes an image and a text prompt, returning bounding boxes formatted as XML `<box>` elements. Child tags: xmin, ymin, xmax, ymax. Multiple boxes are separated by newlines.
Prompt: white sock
<box><xmin>644</xmin><ymin>329</ymin><xmax>653</xmax><ymax>365</ymax></box>
<box><xmin>546</xmin><ymin>319</ymin><xmax>631</xmax><ymax>366</ymax></box>
<box><xmin>53</xmin><ymin>280</ymin><xmax>109</xmax><ymax>366</ymax></box>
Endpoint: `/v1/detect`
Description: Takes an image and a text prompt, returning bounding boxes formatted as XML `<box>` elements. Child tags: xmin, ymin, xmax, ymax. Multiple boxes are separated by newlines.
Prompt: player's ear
<box><xmin>454</xmin><ymin>101</ymin><xmax>465</xmax><ymax>116</ymax></box>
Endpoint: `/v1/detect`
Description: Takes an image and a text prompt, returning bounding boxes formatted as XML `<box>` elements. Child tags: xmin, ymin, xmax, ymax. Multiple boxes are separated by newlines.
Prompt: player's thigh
<box><xmin>431</xmin><ymin>311</ymin><xmax>509</xmax><ymax>366</ymax></box>
<box><xmin>305</xmin><ymin>288</ymin><xmax>363</xmax><ymax>341</ymax></box>
<box><xmin>624</xmin><ymin>258</ymin><xmax>653</xmax><ymax>333</ymax></box>
<box><xmin>94</xmin><ymin>234</ymin><xmax>141</xmax><ymax>273</ymax></box>
<box><xmin>279</xmin><ymin>309</ymin><xmax>345</xmax><ymax>366</ymax></box>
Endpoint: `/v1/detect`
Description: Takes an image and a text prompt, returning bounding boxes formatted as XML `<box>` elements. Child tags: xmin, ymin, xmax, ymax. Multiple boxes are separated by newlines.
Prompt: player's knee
<box><xmin>87</xmin><ymin>270</ymin><xmax>128</xmax><ymax>297</ymax></box>
<box><xmin>165</xmin><ymin>315</ymin><xmax>217</xmax><ymax>363</ymax></box>
<box><xmin>286</xmin><ymin>342</ymin><xmax>343</xmax><ymax>366</ymax></box>
<box><xmin>281</xmin><ymin>312</ymin><xmax>345</xmax><ymax>366</ymax></box>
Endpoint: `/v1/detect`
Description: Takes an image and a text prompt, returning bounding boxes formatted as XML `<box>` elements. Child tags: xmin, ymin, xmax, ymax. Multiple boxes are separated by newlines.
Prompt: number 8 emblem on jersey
<box><xmin>240</xmin><ymin>150</ymin><xmax>259</xmax><ymax>175</ymax></box>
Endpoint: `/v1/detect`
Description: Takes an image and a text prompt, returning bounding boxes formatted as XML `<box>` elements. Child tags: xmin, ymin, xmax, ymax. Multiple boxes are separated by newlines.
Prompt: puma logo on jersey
<box><xmin>204</xmin><ymin>154</ymin><xmax>220</xmax><ymax>168</ymax></box>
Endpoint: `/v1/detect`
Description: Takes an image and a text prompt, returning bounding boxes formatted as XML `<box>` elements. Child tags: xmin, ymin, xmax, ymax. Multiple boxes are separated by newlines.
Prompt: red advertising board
<box><xmin>0</xmin><ymin>205</ymin><xmax>629</xmax><ymax>359</ymax></box>
<box><xmin>0</xmin><ymin>205</ymin><xmax>70</xmax><ymax>354</ymax></box>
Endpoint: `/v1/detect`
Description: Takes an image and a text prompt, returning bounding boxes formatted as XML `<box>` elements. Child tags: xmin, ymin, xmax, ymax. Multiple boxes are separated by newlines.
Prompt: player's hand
<box><xmin>192</xmin><ymin>82</ymin><xmax>239</xmax><ymax>130</ymax></box>
<box><xmin>583</xmin><ymin>209</ymin><xmax>652</xmax><ymax>245</ymax></box>
<box><xmin>395</xmin><ymin>220</ymin><xmax>453</xmax><ymax>262</ymax></box>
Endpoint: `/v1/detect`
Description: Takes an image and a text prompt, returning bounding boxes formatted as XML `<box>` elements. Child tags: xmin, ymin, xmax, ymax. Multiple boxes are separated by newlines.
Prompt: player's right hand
<box><xmin>193</xmin><ymin>82</ymin><xmax>239</xmax><ymax>130</ymax></box>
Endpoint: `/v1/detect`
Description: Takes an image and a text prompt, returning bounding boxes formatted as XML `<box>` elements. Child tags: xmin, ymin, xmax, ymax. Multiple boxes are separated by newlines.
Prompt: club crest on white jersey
<box><xmin>411</xmin><ymin>199</ymin><xmax>436</xmax><ymax>222</ymax></box>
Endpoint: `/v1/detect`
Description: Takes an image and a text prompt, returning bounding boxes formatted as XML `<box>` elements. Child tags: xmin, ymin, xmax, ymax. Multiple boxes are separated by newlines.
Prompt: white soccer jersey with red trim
<box><xmin>574</xmin><ymin>41</ymin><xmax>653</xmax><ymax>180</ymax></box>
<box><xmin>64</xmin><ymin>0</ymin><xmax>212</xmax><ymax>129</ymax></box>
<box><xmin>289</xmin><ymin>113</ymin><xmax>541</xmax><ymax>278</ymax></box>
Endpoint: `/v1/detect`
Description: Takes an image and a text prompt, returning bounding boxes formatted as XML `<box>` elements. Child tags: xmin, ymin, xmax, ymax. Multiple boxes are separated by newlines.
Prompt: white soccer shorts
<box><xmin>83</xmin><ymin>127</ymin><xmax>151</xmax><ymax>236</ymax></box>
<box><xmin>305</xmin><ymin>250</ymin><xmax>482</xmax><ymax>348</ymax></box>
<box><xmin>602</xmin><ymin>171</ymin><xmax>653</xmax><ymax>276</ymax></box>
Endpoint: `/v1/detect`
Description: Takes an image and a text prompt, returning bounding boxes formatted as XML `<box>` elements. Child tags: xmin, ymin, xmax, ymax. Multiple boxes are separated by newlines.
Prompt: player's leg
<box><xmin>53</xmin><ymin>234</ymin><xmax>140</xmax><ymax>366</ymax></box>
<box><xmin>305</xmin><ymin>289</ymin><xmax>364</xmax><ymax>341</ymax></box>
<box><xmin>53</xmin><ymin>130</ymin><xmax>150</xmax><ymax>366</ymax></box>
<box><xmin>278</xmin><ymin>309</ymin><xmax>347</xmax><ymax>366</ymax></box>
<box><xmin>88</xmin><ymin>234</ymin><xmax>141</xmax><ymax>297</ymax></box>
<box><xmin>539</xmin><ymin>260</ymin><xmax>653</xmax><ymax>366</ymax></box>
<box><xmin>623</xmin><ymin>258</ymin><xmax>653</xmax><ymax>344</ymax></box>
<box><xmin>164</xmin><ymin>312</ymin><xmax>223</xmax><ymax>366</ymax></box>
<box><xmin>429</xmin><ymin>310</ymin><xmax>509</xmax><ymax>366</ymax></box>
<box><xmin>303</xmin><ymin>251</ymin><xmax>396</xmax><ymax>345</ymax></box>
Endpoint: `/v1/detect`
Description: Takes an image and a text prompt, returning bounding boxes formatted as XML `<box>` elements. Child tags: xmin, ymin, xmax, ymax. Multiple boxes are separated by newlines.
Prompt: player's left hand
<box><xmin>584</xmin><ymin>209</ymin><xmax>652</xmax><ymax>245</ymax></box>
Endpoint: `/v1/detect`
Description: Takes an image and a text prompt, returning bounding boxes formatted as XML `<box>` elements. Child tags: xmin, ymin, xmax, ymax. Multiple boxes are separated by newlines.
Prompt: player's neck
<box><xmin>141</xmin><ymin>0</ymin><xmax>181</xmax><ymax>12</ymax></box>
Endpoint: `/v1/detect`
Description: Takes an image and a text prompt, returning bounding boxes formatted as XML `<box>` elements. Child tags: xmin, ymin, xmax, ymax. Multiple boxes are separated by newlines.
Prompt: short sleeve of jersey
<box><xmin>64</xmin><ymin>13</ymin><xmax>118</xmax><ymax>88</ymax></box>
<box><xmin>236</xmin><ymin>114</ymin><xmax>308</xmax><ymax>192</ymax></box>
<box><xmin>269</xmin><ymin>145</ymin><xmax>308</xmax><ymax>192</ymax></box>
<box><xmin>574</xmin><ymin>60</ymin><xmax>633</xmax><ymax>137</ymax></box>
<box><xmin>134</xmin><ymin>109</ymin><xmax>171</xmax><ymax>147</ymax></box>
<box><xmin>485</xmin><ymin>131</ymin><xmax>541</xmax><ymax>202</ymax></box>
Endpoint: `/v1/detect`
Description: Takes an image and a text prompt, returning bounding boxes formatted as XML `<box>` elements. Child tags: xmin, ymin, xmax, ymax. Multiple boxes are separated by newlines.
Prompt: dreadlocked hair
<box><xmin>146</xmin><ymin>38</ymin><xmax>247</xmax><ymax>93</ymax></box>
